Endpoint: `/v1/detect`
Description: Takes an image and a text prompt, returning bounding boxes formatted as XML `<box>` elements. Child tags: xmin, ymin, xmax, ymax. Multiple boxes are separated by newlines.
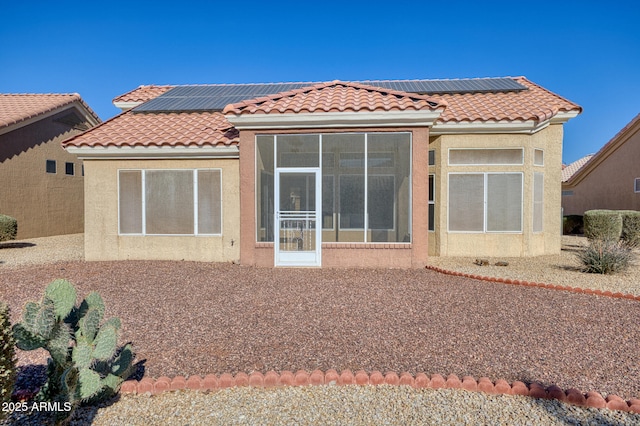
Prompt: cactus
<box><xmin>0</xmin><ymin>302</ymin><xmax>16</xmax><ymax>422</ymax></box>
<box><xmin>12</xmin><ymin>279</ymin><xmax>135</xmax><ymax>424</ymax></box>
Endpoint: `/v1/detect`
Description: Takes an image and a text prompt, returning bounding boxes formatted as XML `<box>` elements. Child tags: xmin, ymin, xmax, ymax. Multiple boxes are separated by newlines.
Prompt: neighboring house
<box><xmin>0</xmin><ymin>94</ymin><xmax>101</xmax><ymax>238</ymax></box>
<box><xmin>562</xmin><ymin>113</ymin><xmax>640</xmax><ymax>216</ymax></box>
<box><xmin>63</xmin><ymin>77</ymin><xmax>581</xmax><ymax>267</ymax></box>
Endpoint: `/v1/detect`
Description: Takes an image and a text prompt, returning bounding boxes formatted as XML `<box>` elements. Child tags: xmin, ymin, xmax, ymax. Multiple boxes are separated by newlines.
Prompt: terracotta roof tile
<box><xmin>0</xmin><ymin>93</ymin><xmax>100</xmax><ymax>130</ymax></box>
<box><xmin>562</xmin><ymin>154</ymin><xmax>594</xmax><ymax>182</ymax></box>
<box><xmin>430</xmin><ymin>77</ymin><xmax>581</xmax><ymax>123</ymax></box>
<box><xmin>63</xmin><ymin>111</ymin><xmax>238</xmax><ymax>148</ymax></box>
<box><xmin>222</xmin><ymin>81</ymin><xmax>445</xmax><ymax>115</ymax></box>
<box><xmin>112</xmin><ymin>85</ymin><xmax>174</xmax><ymax>104</ymax></box>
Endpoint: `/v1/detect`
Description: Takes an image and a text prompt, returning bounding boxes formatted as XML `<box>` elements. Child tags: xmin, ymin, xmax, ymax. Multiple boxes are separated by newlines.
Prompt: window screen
<box><xmin>339</xmin><ymin>175</ymin><xmax>365</xmax><ymax>229</ymax></box>
<box><xmin>368</xmin><ymin>175</ymin><xmax>395</xmax><ymax>230</ymax></box>
<box><xmin>197</xmin><ymin>170</ymin><xmax>222</xmax><ymax>234</ymax></box>
<box><xmin>487</xmin><ymin>173</ymin><xmax>522</xmax><ymax>232</ymax></box>
<box><xmin>448</xmin><ymin>174</ymin><xmax>484</xmax><ymax>232</ymax></box>
<box><xmin>119</xmin><ymin>171</ymin><xmax>142</xmax><ymax>234</ymax></box>
<box><xmin>533</xmin><ymin>173</ymin><xmax>544</xmax><ymax>232</ymax></box>
<box><xmin>428</xmin><ymin>150</ymin><xmax>435</xmax><ymax>166</ymax></box>
<box><xmin>449</xmin><ymin>149</ymin><xmax>523</xmax><ymax>165</ymax></box>
<box><xmin>46</xmin><ymin>160</ymin><xmax>56</xmax><ymax>174</ymax></box>
<box><xmin>145</xmin><ymin>170</ymin><xmax>194</xmax><ymax>235</ymax></box>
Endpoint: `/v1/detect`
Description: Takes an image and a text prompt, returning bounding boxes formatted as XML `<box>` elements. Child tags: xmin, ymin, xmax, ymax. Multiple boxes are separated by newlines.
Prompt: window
<box><xmin>448</xmin><ymin>173</ymin><xmax>523</xmax><ymax>233</ymax></box>
<box><xmin>562</xmin><ymin>190</ymin><xmax>574</xmax><ymax>196</ymax></box>
<box><xmin>46</xmin><ymin>160</ymin><xmax>56</xmax><ymax>174</ymax></box>
<box><xmin>428</xmin><ymin>174</ymin><xmax>435</xmax><ymax>231</ymax></box>
<box><xmin>65</xmin><ymin>162</ymin><xmax>75</xmax><ymax>176</ymax></box>
<box><xmin>635</xmin><ymin>178</ymin><xmax>640</xmax><ymax>193</ymax></box>
<box><xmin>534</xmin><ymin>149</ymin><xmax>544</xmax><ymax>166</ymax></box>
<box><xmin>533</xmin><ymin>173</ymin><xmax>544</xmax><ymax>232</ymax></box>
<box><xmin>118</xmin><ymin>169</ymin><xmax>222</xmax><ymax>235</ymax></box>
<box><xmin>428</xmin><ymin>150</ymin><xmax>435</xmax><ymax>166</ymax></box>
<box><xmin>449</xmin><ymin>148</ymin><xmax>523</xmax><ymax>165</ymax></box>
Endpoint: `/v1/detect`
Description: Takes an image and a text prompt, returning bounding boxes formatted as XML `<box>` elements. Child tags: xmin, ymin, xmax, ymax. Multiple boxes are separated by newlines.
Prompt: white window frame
<box><xmin>117</xmin><ymin>168</ymin><xmax>223</xmax><ymax>236</ymax></box>
<box><xmin>447</xmin><ymin>172</ymin><xmax>523</xmax><ymax>234</ymax></box>
<box><xmin>448</xmin><ymin>148</ymin><xmax>524</xmax><ymax>166</ymax></box>
<box><xmin>533</xmin><ymin>149</ymin><xmax>544</xmax><ymax>166</ymax></box>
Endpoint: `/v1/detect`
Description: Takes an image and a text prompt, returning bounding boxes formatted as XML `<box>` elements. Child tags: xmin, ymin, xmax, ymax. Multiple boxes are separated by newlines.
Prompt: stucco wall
<box><xmin>0</xmin><ymin>108</ymin><xmax>87</xmax><ymax>238</ymax></box>
<box><xmin>429</xmin><ymin>124</ymin><xmax>563</xmax><ymax>257</ymax></box>
<box><xmin>83</xmin><ymin>158</ymin><xmax>240</xmax><ymax>262</ymax></box>
<box><xmin>562</xmin><ymin>124</ymin><xmax>640</xmax><ymax>215</ymax></box>
<box><xmin>239</xmin><ymin>127</ymin><xmax>430</xmax><ymax>268</ymax></box>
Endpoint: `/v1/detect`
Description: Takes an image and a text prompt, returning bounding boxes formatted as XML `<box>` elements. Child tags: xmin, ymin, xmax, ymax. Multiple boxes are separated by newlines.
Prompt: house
<box><xmin>562</xmin><ymin>113</ymin><xmax>640</xmax><ymax>216</ymax></box>
<box><xmin>63</xmin><ymin>77</ymin><xmax>581</xmax><ymax>267</ymax></box>
<box><xmin>0</xmin><ymin>94</ymin><xmax>101</xmax><ymax>238</ymax></box>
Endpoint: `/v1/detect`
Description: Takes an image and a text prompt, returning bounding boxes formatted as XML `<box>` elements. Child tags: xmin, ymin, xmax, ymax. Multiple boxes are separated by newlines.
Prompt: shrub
<box><xmin>12</xmin><ymin>279</ymin><xmax>135</xmax><ymax>424</ymax></box>
<box><xmin>0</xmin><ymin>214</ymin><xmax>17</xmax><ymax>242</ymax></box>
<box><xmin>583</xmin><ymin>210</ymin><xmax>622</xmax><ymax>242</ymax></box>
<box><xmin>620</xmin><ymin>210</ymin><xmax>640</xmax><ymax>248</ymax></box>
<box><xmin>0</xmin><ymin>302</ymin><xmax>16</xmax><ymax>422</ymax></box>
<box><xmin>563</xmin><ymin>215</ymin><xmax>584</xmax><ymax>235</ymax></box>
<box><xmin>576</xmin><ymin>239</ymin><xmax>634</xmax><ymax>274</ymax></box>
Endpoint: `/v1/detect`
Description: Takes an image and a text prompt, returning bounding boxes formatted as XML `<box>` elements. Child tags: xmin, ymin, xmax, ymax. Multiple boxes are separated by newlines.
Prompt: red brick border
<box><xmin>118</xmin><ymin>370</ymin><xmax>640</xmax><ymax>414</ymax></box>
<box><xmin>424</xmin><ymin>265</ymin><xmax>640</xmax><ymax>301</ymax></box>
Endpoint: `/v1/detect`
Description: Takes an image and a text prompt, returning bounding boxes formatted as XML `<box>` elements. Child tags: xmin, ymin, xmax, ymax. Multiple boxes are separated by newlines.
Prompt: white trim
<box><xmin>432</xmin><ymin>120</ymin><xmax>551</xmax><ymax>135</ymax></box>
<box><xmin>226</xmin><ymin>110</ymin><xmax>443</xmax><ymax>130</ymax></box>
<box><xmin>65</xmin><ymin>145</ymin><xmax>239</xmax><ymax>159</ymax></box>
<box><xmin>550</xmin><ymin>111</ymin><xmax>580</xmax><ymax>123</ymax></box>
<box><xmin>533</xmin><ymin>148</ymin><xmax>544</xmax><ymax>166</ymax></box>
<box><xmin>113</xmin><ymin>101</ymin><xmax>143</xmax><ymax>111</ymax></box>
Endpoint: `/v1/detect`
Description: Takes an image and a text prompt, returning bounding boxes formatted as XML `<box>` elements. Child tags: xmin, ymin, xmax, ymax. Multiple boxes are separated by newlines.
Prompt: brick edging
<box><xmin>425</xmin><ymin>265</ymin><xmax>640</xmax><ymax>301</ymax></box>
<box><xmin>119</xmin><ymin>370</ymin><xmax>640</xmax><ymax>413</ymax></box>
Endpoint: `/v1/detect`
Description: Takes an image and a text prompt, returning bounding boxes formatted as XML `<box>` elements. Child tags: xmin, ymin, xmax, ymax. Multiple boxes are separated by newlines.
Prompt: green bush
<box><xmin>0</xmin><ymin>302</ymin><xmax>16</xmax><ymax>422</ymax></box>
<box><xmin>563</xmin><ymin>215</ymin><xmax>584</xmax><ymax>235</ymax></box>
<box><xmin>13</xmin><ymin>279</ymin><xmax>135</xmax><ymax>425</ymax></box>
<box><xmin>577</xmin><ymin>239</ymin><xmax>634</xmax><ymax>274</ymax></box>
<box><xmin>620</xmin><ymin>210</ymin><xmax>640</xmax><ymax>248</ymax></box>
<box><xmin>583</xmin><ymin>210</ymin><xmax>622</xmax><ymax>242</ymax></box>
<box><xmin>0</xmin><ymin>214</ymin><xmax>17</xmax><ymax>242</ymax></box>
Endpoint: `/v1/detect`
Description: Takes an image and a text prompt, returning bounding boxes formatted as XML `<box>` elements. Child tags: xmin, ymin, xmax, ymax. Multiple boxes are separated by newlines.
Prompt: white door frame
<box><xmin>274</xmin><ymin>168</ymin><xmax>322</xmax><ymax>267</ymax></box>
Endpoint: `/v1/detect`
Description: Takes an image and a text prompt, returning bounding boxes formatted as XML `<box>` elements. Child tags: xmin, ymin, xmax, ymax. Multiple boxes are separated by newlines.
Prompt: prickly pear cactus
<box><xmin>12</xmin><ymin>279</ymin><xmax>135</xmax><ymax>423</ymax></box>
<box><xmin>0</xmin><ymin>302</ymin><xmax>16</xmax><ymax>421</ymax></box>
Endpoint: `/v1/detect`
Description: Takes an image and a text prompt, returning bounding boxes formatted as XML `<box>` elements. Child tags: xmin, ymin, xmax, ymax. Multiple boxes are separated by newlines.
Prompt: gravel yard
<box><xmin>1</xmin><ymin>234</ymin><xmax>640</xmax><ymax>424</ymax></box>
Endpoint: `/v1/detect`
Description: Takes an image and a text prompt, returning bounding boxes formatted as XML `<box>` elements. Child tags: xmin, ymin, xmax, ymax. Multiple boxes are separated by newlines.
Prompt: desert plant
<box><xmin>620</xmin><ymin>210</ymin><xmax>640</xmax><ymax>248</ymax></box>
<box><xmin>0</xmin><ymin>214</ymin><xmax>17</xmax><ymax>242</ymax></box>
<box><xmin>583</xmin><ymin>210</ymin><xmax>622</xmax><ymax>242</ymax></box>
<box><xmin>576</xmin><ymin>239</ymin><xmax>634</xmax><ymax>274</ymax></box>
<box><xmin>0</xmin><ymin>302</ymin><xmax>16</xmax><ymax>422</ymax></box>
<box><xmin>12</xmin><ymin>279</ymin><xmax>135</xmax><ymax>424</ymax></box>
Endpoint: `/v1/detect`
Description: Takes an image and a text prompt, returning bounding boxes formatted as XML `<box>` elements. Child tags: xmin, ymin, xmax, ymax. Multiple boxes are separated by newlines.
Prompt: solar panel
<box><xmin>134</xmin><ymin>77</ymin><xmax>527</xmax><ymax>113</ymax></box>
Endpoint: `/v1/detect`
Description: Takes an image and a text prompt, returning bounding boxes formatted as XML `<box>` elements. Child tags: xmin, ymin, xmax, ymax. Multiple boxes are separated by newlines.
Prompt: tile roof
<box><xmin>112</xmin><ymin>85</ymin><xmax>174</xmax><ymax>104</ymax></box>
<box><xmin>430</xmin><ymin>77</ymin><xmax>581</xmax><ymax>123</ymax></box>
<box><xmin>67</xmin><ymin>77</ymin><xmax>581</xmax><ymax>149</ymax></box>
<box><xmin>222</xmin><ymin>81</ymin><xmax>445</xmax><ymax>115</ymax></box>
<box><xmin>562</xmin><ymin>154</ymin><xmax>594</xmax><ymax>182</ymax></box>
<box><xmin>62</xmin><ymin>111</ymin><xmax>238</xmax><ymax>148</ymax></box>
<box><xmin>0</xmin><ymin>93</ymin><xmax>100</xmax><ymax>130</ymax></box>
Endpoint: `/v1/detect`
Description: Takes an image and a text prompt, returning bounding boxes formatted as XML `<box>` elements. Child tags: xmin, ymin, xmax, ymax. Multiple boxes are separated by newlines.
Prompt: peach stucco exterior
<box><xmin>0</xmin><ymin>108</ymin><xmax>90</xmax><ymax>238</ymax></box>
<box><xmin>428</xmin><ymin>124</ymin><xmax>564</xmax><ymax>257</ymax></box>
<box><xmin>82</xmin><ymin>158</ymin><xmax>240</xmax><ymax>262</ymax></box>
<box><xmin>239</xmin><ymin>127</ymin><xmax>430</xmax><ymax>268</ymax></box>
<box><xmin>562</xmin><ymin>114</ymin><xmax>640</xmax><ymax>215</ymax></box>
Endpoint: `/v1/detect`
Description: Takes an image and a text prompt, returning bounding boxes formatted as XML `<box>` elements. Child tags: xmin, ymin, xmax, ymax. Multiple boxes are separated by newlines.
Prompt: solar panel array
<box><xmin>134</xmin><ymin>77</ymin><xmax>526</xmax><ymax>113</ymax></box>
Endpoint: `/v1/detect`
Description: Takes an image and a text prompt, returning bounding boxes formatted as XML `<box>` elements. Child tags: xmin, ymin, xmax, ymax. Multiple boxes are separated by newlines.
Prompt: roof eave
<box><xmin>225</xmin><ymin>110</ymin><xmax>444</xmax><ymax>130</ymax></box>
<box><xmin>0</xmin><ymin>100</ymin><xmax>101</xmax><ymax>136</ymax></box>
<box><xmin>65</xmin><ymin>145</ymin><xmax>239</xmax><ymax>160</ymax></box>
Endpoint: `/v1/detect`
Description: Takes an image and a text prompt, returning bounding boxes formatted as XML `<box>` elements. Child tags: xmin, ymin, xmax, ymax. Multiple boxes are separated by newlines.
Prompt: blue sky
<box><xmin>1</xmin><ymin>1</ymin><xmax>637</xmax><ymax>163</ymax></box>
